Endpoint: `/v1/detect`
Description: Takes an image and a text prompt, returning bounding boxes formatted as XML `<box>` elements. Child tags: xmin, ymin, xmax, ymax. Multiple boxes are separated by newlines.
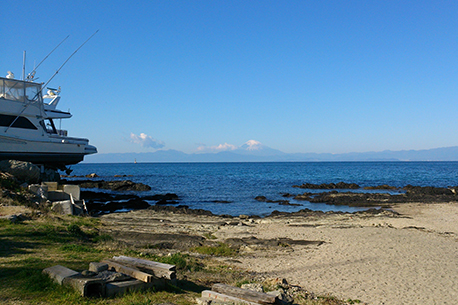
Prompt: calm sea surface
<box><xmin>71</xmin><ymin>162</ymin><xmax>458</xmax><ymax>216</ymax></box>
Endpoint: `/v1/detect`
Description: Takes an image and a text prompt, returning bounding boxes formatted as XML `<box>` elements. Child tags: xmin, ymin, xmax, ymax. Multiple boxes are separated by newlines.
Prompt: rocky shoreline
<box><xmin>2</xmin><ymin>161</ymin><xmax>458</xmax><ymax>304</ymax></box>
<box><xmin>66</xmin><ymin>177</ymin><xmax>458</xmax><ymax>216</ymax></box>
<box><xmin>3</xmin><ymin>159</ymin><xmax>458</xmax><ymax>217</ymax></box>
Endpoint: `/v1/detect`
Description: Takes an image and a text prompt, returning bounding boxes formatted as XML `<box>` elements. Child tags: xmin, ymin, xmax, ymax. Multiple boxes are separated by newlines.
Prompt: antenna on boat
<box><xmin>26</xmin><ymin>35</ymin><xmax>70</xmax><ymax>81</ymax></box>
<box><xmin>22</xmin><ymin>51</ymin><xmax>26</xmax><ymax>80</ymax></box>
<box><xmin>4</xmin><ymin>31</ymin><xmax>98</xmax><ymax>134</ymax></box>
<box><xmin>42</xmin><ymin>30</ymin><xmax>98</xmax><ymax>89</ymax></box>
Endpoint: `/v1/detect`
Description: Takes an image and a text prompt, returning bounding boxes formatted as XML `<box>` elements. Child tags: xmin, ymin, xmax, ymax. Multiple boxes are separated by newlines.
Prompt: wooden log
<box><xmin>111</xmin><ymin>256</ymin><xmax>176</xmax><ymax>280</ymax></box>
<box><xmin>101</xmin><ymin>260</ymin><xmax>155</xmax><ymax>283</ymax></box>
<box><xmin>212</xmin><ymin>283</ymin><xmax>277</xmax><ymax>305</ymax></box>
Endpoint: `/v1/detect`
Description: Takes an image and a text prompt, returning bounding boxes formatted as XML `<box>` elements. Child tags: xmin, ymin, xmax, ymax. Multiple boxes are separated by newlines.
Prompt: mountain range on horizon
<box><xmin>83</xmin><ymin>140</ymin><xmax>458</xmax><ymax>163</ymax></box>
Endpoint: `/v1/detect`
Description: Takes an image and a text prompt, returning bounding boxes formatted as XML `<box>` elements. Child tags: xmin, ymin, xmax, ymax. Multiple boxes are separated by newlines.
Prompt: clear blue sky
<box><xmin>2</xmin><ymin>0</ymin><xmax>458</xmax><ymax>154</ymax></box>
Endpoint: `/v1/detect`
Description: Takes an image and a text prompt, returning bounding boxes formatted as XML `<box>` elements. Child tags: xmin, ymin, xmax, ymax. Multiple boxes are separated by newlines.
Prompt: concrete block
<box><xmin>43</xmin><ymin>265</ymin><xmax>80</xmax><ymax>285</ymax></box>
<box><xmin>63</xmin><ymin>276</ymin><xmax>106</xmax><ymax>297</ymax></box>
<box><xmin>51</xmin><ymin>200</ymin><xmax>73</xmax><ymax>215</ymax></box>
<box><xmin>105</xmin><ymin>279</ymin><xmax>147</xmax><ymax>298</ymax></box>
<box><xmin>89</xmin><ymin>262</ymin><xmax>109</xmax><ymax>273</ymax></box>
<box><xmin>48</xmin><ymin>190</ymin><xmax>70</xmax><ymax>201</ymax></box>
<box><xmin>42</xmin><ymin>181</ymin><xmax>58</xmax><ymax>191</ymax></box>
<box><xmin>63</xmin><ymin>184</ymin><xmax>80</xmax><ymax>200</ymax></box>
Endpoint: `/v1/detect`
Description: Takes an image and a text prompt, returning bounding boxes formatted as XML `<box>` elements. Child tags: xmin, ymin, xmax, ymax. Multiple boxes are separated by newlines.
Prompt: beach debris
<box><xmin>28</xmin><ymin>182</ymin><xmax>87</xmax><ymax>215</ymax></box>
<box><xmin>43</xmin><ymin>256</ymin><xmax>176</xmax><ymax>297</ymax></box>
<box><xmin>197</xmin><ymin>283</ymin><xmax>278</xmax><ymax>305</ymax></box>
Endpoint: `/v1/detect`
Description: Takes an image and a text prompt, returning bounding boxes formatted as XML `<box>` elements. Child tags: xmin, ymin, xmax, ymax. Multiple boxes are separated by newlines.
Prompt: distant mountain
<box><xmin>235</xmin><ymin>140</ymin><xmax>287</xmax><ymax>156</ymax></box>
<box><xmin>84</xmin><ymin>144</ymin><xmax>458</xmax><ymax>163</ymax></box>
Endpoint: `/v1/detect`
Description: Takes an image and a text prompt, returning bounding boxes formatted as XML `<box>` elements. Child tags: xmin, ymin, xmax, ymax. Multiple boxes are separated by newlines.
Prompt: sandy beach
<box><xmin>100</xmin><ymin>202</ymin><xmax>458</xmax><ymax>304</ymax></box>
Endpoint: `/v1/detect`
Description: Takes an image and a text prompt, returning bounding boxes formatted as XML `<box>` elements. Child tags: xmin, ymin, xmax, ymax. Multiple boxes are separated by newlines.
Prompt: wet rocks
<box><xmin>64</xmin><ymin>179</ymin><xmax>151</xmax><ymax>191</ymax></box>
<box><xmin>288</xmin><ymin>182</ymin><xmax>458</xmax><ymax>207</ymax></box>
<box><xmin>254</xmin><ymin>196</ymin><xmax>301</xmax><ymax>206</ymax></box>
<box><xmin>81</xmin><ymin>191</ymin><xmax>180</xmax><ymax>215</ymax></box>
<box><xmin>293</xmin><ymin>182</ymin><xmax>360</xmax><ymax>189</ymax></box>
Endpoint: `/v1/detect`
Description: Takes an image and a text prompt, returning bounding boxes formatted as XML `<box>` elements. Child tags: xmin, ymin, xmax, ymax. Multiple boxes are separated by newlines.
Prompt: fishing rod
<box><xmin>42</xmin><ymin>30</ymin><xmax>99</xmax><ymax>90</ymax></box>
<box><xmin>5</xmin><ymin>31</ymin><xmax>99</xmax><ymax>133</ymax></box>
<box><xmin>26</xmin><ymin>35</ymin><xmax>70</xmax><ymax>81</ymax></box>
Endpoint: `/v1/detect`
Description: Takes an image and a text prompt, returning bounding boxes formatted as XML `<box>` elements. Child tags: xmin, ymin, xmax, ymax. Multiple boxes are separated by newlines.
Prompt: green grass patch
<box><xmin>59</xmin><ymin>244</ymin><xmax>102</xmax><ymax>253</ymax></box>
<box><xmin>191</xmin><ymin>242</ymin><xmax>237</xmax><ymax>257</ymax></box>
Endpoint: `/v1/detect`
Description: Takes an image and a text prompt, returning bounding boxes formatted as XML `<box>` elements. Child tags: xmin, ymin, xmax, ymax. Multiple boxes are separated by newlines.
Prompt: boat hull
<box><xmin>0</xmin><ymin>136</ymin><xmax>97</xmax><ymax>166</ymax></box>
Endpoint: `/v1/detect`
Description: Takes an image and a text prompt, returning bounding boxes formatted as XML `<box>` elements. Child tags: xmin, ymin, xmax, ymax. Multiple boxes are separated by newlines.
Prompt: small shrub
<box><xmin>67</xmin><ymin>224</ymin><xmax>84</xmax><ymax>237</ymax></box>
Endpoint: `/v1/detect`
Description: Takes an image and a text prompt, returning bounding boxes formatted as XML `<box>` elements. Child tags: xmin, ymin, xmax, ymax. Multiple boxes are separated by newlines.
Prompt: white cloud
<box><xmin>197</xmin><ymin>142</ymin><xmax>238</xmax><ymax>152</ymax></box>
<box><xmin>130</xmin><ymin>133</ymin><xmax>165</xmax><ymax>149</ymax></box>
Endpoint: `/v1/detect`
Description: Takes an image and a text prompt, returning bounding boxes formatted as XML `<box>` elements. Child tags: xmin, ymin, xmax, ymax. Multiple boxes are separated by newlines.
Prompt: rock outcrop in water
<box><xmin>290</xmin><ymin>183</ymin><xmax>458</xmax><ymax>207</ymax></box>
<box><xmin>81</xmin><ymin>190</ymin><xmax>180</xmax><ymax>215</ymax></box>
<box><xmin>62</xmin><ymin>179</ymin><xmax>151</xmax><ymax>191</ymax></box>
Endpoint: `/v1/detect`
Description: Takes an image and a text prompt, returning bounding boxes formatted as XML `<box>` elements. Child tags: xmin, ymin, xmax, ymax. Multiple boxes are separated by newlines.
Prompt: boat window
<box><xmin>0</xmin><ymin>114</ymin><xmax>38</xmax><ymax>130</ymax></box>
<box><xmin>0</xmin><ymin>78</ymin><xmax>41</xmax><ymax>102</ymax></box>
<box><xmin>44</xmin><ymin>119</ymin><xmax>58</xmax><ymax>134</ymax></box>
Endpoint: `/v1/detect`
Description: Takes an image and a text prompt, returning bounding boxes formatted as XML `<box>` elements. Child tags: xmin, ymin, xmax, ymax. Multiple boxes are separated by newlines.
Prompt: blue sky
<box><xmin>2</xmin><ymin>0</ymin><xmax>458</xmax><ymax>154</ymax></box>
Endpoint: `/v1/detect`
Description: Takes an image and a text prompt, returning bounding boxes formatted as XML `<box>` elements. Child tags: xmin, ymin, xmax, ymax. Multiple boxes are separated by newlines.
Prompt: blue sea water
<box><xmin>70</xmin><ymin>162</ymin><xmax>458</xmax><ymax>217</ymax></box>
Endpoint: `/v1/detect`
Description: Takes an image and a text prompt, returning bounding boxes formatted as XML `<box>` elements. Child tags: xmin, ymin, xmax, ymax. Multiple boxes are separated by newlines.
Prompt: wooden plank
<box><xmin>102</xmin><ymin>260</ymin><xmax>155</xmax><ymax>283</ymax></box>
<box><xmin>202</xmin><ymin>290</ymin><xmax>259</xmax><ymax>305</ymax></box>
<box><xmin>112</xmin><ymin>256</ymin><xmax>176</xmax><ymax>271</ymax></box>
<box><xmin>212</xmin><ymin>283</ymin><xmax>277</xmax><ymax>305</ymax></box>
<box><xmin>111</xmin><ymin>256</ymin><xmax>176</xmax><ymax>280</ymax></box>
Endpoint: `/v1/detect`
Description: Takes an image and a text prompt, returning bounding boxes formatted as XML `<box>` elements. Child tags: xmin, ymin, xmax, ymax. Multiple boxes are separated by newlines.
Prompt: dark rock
<box><xmin>143</xmin><ymin>193</ymin><xmax>179</xmax><ymax>201</ymax></box>
<box><xmin>63</xmin><ymin>179</ymin><xmax>151</xmax><ymax>191</ymax></box>
<box><xmin>255</xmin><ymin>196</ymin><xmax>267</xmax><ymax>202</ymax></box>
<box><xmin>363</xmin><ymin>184</ymin><xmax>398</xmax><ymax>190</ymax></box>
<box><xmin>0</xmin><ymin>160</ymin><xmax>40</xmax><ymax>184</ymax></box>
<box><xmin>292</xmin><ymin>182</ymin><xmax>360</xmax><ymax>189</ymax></box>
<box><xmin>155</xmin><ymin>199</ymin><xmax>179</xmax><ymax>205</ymax></box>
<box><xmin>147</xmin><ymin>205</ymin><xmax>217</xmax><ymax>216</ymax></box>
<box><xmin>255</xmin><ymin>196</ymin><xmax>297</xmax><ymax>205</ymax></box>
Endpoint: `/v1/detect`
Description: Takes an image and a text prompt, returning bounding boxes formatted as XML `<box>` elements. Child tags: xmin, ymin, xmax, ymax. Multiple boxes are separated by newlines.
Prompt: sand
<box><xmin>100</xmin><ymin>202</ymin><xmax>458</xmax><ymax>304</ymax></box>
<box><xmin>216</xmin><ymin>203</ymin><xmax>458</xmax><ymax>304</ymax></box>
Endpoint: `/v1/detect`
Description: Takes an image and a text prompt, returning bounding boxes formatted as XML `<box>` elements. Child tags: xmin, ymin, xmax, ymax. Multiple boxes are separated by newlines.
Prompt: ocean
<box><xmin>70</xmin><ymin>161</ymin><xmax>458</xmax><ymax>216</ymax></box>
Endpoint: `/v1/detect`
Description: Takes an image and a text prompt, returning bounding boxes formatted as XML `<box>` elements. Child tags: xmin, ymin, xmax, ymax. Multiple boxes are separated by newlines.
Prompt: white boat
<box><xmin>0</xmin><ymin>72</ymin><xmax>97</xmax><ymax>167</ymax></box>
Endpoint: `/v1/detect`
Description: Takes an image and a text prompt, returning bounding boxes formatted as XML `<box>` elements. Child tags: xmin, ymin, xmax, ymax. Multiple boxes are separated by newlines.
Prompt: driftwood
<box><xmin>102</xmin><ymin>260</ymin><xmax>156</xmax><ymax>283</ymax></box>
<box><xmin>111</xmin><ymin>255</ymin><xmax>176</xmax><ymax>280</ymax></box>
<box><xmin>212</xmin><ymin>283</ymin><xmax>277</xmax><ymax>304</ymax></box>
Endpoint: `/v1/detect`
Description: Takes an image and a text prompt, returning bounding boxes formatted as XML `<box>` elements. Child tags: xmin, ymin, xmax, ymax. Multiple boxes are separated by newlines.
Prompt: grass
<box><xmin>191</xmin><ymin>242</ymin><xmax>237</xmax><ymax>257</ymax></box>
<box><xmin>0</xmin><ymin>213</ymin><xmax>351</xmax><ymax>305</ymax></box>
